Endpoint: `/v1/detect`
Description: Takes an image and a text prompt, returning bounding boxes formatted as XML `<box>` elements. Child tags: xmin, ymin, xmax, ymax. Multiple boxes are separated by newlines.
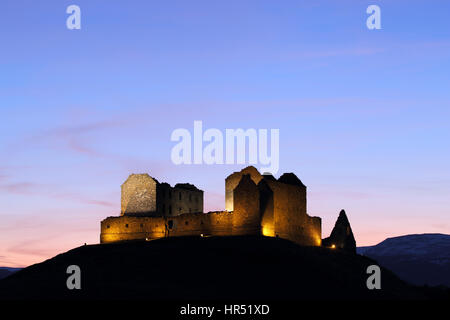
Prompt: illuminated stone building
<box><xmin>100</xmin><ymin>166</ymin><xmax>355</xmax><ymax>250</ymax></box>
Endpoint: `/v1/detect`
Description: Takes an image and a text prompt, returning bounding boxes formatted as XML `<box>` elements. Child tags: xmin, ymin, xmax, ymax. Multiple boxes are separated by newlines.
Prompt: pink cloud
<box><xmin>67</xmin><ymin>138</ymin><xmax>103</xmax><ymax>157</ymax></box>
<box><xmin>6</xmin><ymin>119</ymin><xmax>129</xmax><ymax>158</ymax></box>
<box><xmin>0</xmin><ymin>182</ymin><xmax>39</xmax><ymax>195</ymax></box>
<box><xmin>309</xmin><ymin>190</ymin><xmax>371</xmax><ymax>200</ymax></box>
<box><xmin>0</xmin><ymin>179</ymin><xmax>115</xmax><ymax>208</ymax></box>
<box><xmin>6</xmin><ymin>237</ymin><xmax>60</xmax><ymax>259</ymax></box>
<box><xmin>0</xmin><ymin>224</ymin><xmax>102</xmax><ymax>268</ymax></box>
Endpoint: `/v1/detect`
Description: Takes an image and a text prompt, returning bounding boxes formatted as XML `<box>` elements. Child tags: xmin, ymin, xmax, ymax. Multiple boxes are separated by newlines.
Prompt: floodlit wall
<box><xmin>101</xmin><ymin>167</ymin><xmax>322</xmax><ymax>247</ymax></box>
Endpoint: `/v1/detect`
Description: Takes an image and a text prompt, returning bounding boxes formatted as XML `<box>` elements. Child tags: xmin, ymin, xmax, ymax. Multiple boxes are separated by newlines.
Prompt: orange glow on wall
<box><xmin>261</xmin><ymin>224</ymin><xmax>275</xmax><ymax>237</ymax></box>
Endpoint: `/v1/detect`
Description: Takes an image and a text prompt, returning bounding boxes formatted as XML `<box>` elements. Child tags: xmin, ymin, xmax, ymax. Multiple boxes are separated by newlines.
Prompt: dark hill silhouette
<box><xmin>0</xmin><ymin>236</ymin><xmax>447</xmax><ymax>300</ymax></box>
<box><xmin>0</xmin><ymin>268</ymin><xmax>21</xmax><ymax>280</ymax></box>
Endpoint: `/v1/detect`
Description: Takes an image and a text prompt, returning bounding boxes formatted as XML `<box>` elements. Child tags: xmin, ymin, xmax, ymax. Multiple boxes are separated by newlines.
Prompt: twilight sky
<box><xmin>1</xmin><ymin>0</ymin><xmax>449</xmax><ymax>267</ymax></box>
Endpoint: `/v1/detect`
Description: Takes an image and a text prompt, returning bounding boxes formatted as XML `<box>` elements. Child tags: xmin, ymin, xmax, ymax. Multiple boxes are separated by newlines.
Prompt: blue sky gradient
<box><xmin>1</xmin><ymin>0</ymin><xmax>449</xmax><ymax>267</ymax></box>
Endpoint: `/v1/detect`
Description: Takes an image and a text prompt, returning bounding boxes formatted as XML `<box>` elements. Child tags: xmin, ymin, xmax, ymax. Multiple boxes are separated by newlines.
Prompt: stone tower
<box><xmin>225</xmin><ymin>166</ymin><xmax>263</xmax><ymax>211</ymax></box>
<box><xmin>121</xmin><ymin>174</ymin><xmax>158</xmax><ymax>216</ymax></box>
<box><xmin>232</xmin><ymin>174</ymin><xmax>261</xmax><ymax>235</ymax></box>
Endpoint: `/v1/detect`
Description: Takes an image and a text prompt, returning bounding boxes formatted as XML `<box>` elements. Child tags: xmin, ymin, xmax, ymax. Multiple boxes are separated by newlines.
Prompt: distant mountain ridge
<box><xmin>357</xmin><ymin>233</ymin><xmax>450</xmax><ymax>287</ymax></box>
<box><xmin>0</xmin><ymin>268</ymin><xmax>22</xmax><ymax>280</ymax></box>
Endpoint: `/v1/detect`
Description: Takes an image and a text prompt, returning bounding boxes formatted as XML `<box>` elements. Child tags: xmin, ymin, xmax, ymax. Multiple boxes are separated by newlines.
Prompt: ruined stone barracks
<box><xmin>100</xmin><ymin>166</ymin><xmax>356</xmax><ymax>251</ymax></box>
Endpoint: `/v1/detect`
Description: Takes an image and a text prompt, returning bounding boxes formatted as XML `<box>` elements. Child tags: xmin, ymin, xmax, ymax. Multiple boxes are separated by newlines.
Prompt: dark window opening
<box><xmin>168</xmin><ymin>220</ymin><xmax>173</xmax><ymax>229</ymax></box>
<box><xmin>179</xmin><ymin>192</ymin><xmax>182</xmax><ymax>200</ymax></box>
<box><xmin>125</xmin><ymin>224</ymin><xmax>129</xmax><ymax>228</ymax></box>
<box><xmin>106</xmin><ymin>225</ymin><xmax>110</xmax><ymax>229</ymax></box>
<box><xmin>185</xmin><ymin>221</ymin><xmax>189</xmax><ymax>225</ymax></box>
<box><xmin>140</xmin><ymin>224</ymin><xmax>144</xmax><ymax>228</ymax></box>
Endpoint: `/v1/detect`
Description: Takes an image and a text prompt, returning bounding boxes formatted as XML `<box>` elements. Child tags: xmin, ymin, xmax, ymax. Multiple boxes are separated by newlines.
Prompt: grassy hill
<box><xmin>0</xmin><ymin>236</ymin><xmax>447</xmax><ymax>300</ymax></box>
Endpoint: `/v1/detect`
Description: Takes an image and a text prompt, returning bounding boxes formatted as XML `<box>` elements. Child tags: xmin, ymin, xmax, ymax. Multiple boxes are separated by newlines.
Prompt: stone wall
<box><xmin>121</xmin><ymin>174</ymin><xmax>158</xmax><ymax>215</ymax></box>
<box><xmin>100</xmin><ymin>211</ymin><xmax>233</xmax><ymax>243</ymax></box>
<box><xmin>156</xmin><ymin>183</ymin><xmax>203</xmax><ymax>216</ymax></box>
<box><xmin>225</xmin><ymin>166</ymin><xmax>263</xmax><ymax>211</ymax></box>
<box><xmin>102</xmin><ymin>166</ymin><xmax>323</xmax><ymax>248</ymax></box>
<box><xmin>121</xmin><ymin>174</ymin><xmax>203</xmax><ymax>217</ymax></box>
<box><xmin>101</xmin><ymin>215</ymin><xmax>166</xmax><ymax>243</ymax></box>
<box><xmin>209</xmin><ymin>211</ymin><xmax>233</xmax><ymax>236</ymax></box>
<box><xmin>169</xmin><ymin>185</ymin><xmax>203</xmax><ymax>216</ymax></box>
<box><xmin>258</xmin><ymin>179</ymin><xmax>275</xmax><ymax>236</ymax></box>
<box><xmin>259</xmin><ymin>174</ymin><xmax>321</xmax><ymax>246</ymax></box>
<box><xmin>232</xmin><ymin>174</ymin><xmax>261</xmax><ymax>235</ymax></box>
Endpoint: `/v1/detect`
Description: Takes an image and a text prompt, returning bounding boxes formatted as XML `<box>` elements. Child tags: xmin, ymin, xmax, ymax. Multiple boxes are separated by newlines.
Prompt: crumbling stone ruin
<box><xmin>322</xmin><ymin>210</ymin><xmax>357</xmax><ymax>253</ymax></box>
<box><xmin>100</xmin><ymin>166</ymin><xmax>356</xmax><ymax>251</ymax></box>
<box><xmin>121</xmin><ymin>174</ymin><xmax>203</xmax><ymax>217</ymax></box>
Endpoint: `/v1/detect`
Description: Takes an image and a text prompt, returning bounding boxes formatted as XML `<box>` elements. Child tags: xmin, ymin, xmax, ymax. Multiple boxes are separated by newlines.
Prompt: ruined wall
<box><xmin>103</xmin><ymin>167</ymin><xmax>322</xmax><ymax>247</ymax></box>
<box><xmin>100</xmin><ymin>211</ymin><xmax>233</xmax><ymax>243</ymax></box>
<box><xmin>101</xmin><ymin>216</ymin><xmax>166</xmax><ymax>243</ymax></box>
<box><xmin>232</xmin><ymin>174</ymin><xmax>261</xmax><ymax>235</ymax></box>
<box><xmin>209</xmin><ymin>211</ymin><xmax>233</xmax><ymax>236</ymax></box>
<box><xmin>167</xmin><ymin>211</ymin><xmax>233</xmax><ymax>237</ymax></box>
<box><xmin>121</xmin><ymin>174</ymin><xmax>204</xmax><ymax>217</ymax></box>
<box><xmin>156</xmin><ymin>183</ymin><xmax>203</xmax><ymax>216</ymax></box>
<box><xmin>163</xmin><ymin>213</ymin><xmax>207</xmax><ymax>237</ymax></box>
<box><xmin>258</xmin><ymin>179</ymin><xmax>275</xmax><ymax>237</ymax></box>
<box><xmin>170</xmin><ymin>185</ymin><xmax>203</xmax><ymax>216</ymax></box>
<box><xmin>297</xmin><ymin>215</ymin><xmax>322</xmax><ymax>247</ymax></box>
<box><xmin>155</xmin><ymin>183</ymin><xmax>171</xmax><ymax>215</ymax></box>
<box><xmin>322</xmin><ymin>210</ymin><xmax>355</xmax><ymax>253</ymax></box>
<box><xmin>121</xmin><ymin>174</ymin><xmax>158</xmax><ymax>216</ymax></box>
<box><xmin>266</xmin><ymin>180</ymin><xmax>303</xmax><ymax>240</ymax></box>
<box><xmin>225</xmin><ymin>166</ymin><xmax>263</xmax><ymax>211</ymax></box>
<box><xmin>263</xmin><ymin>178</ymin><xmax>321</xmax><ymax>246</ymax></box>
